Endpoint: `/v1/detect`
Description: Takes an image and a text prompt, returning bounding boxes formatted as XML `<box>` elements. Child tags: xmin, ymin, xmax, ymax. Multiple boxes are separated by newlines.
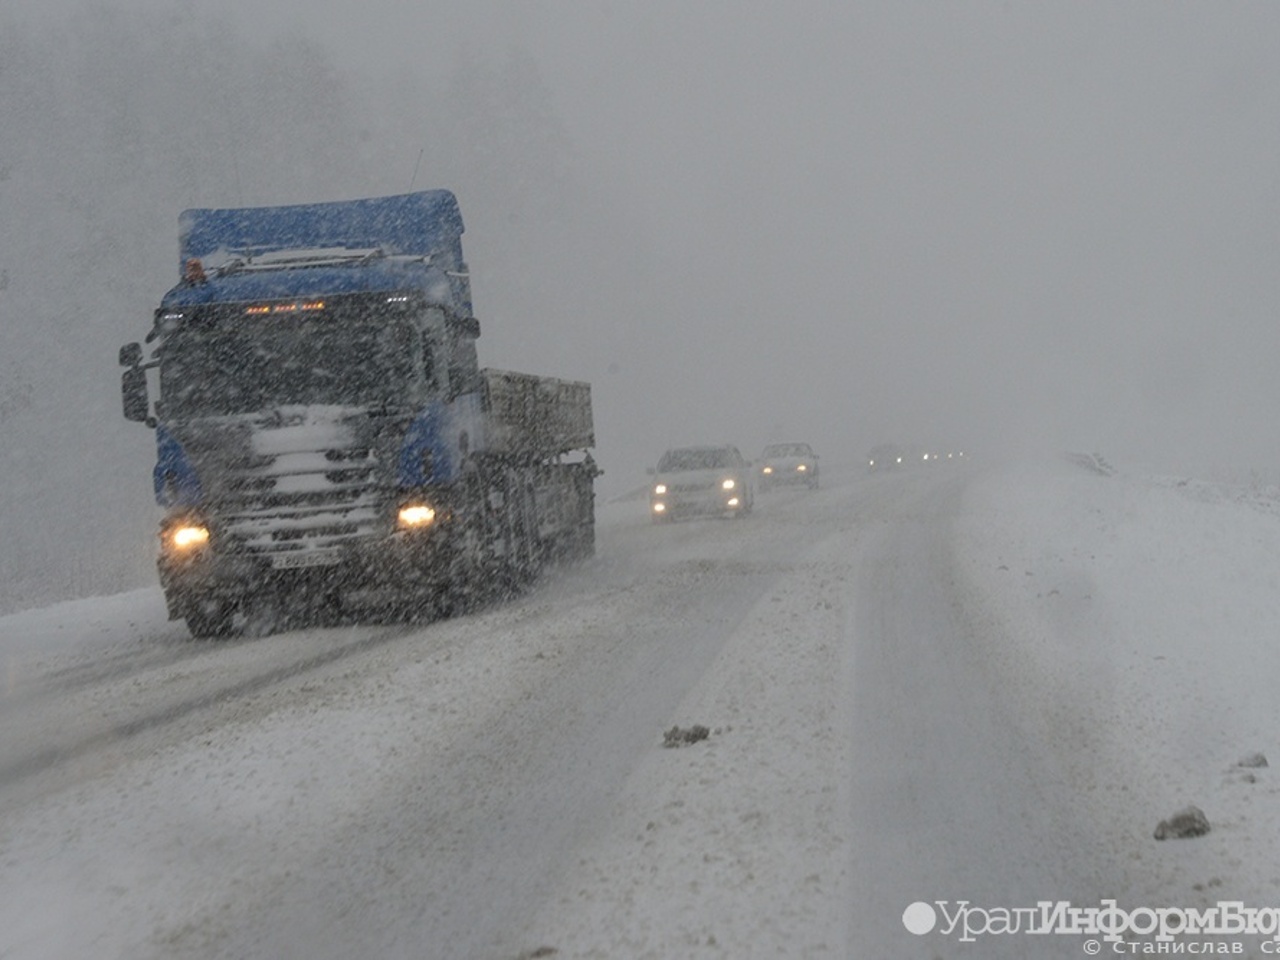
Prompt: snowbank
<box><xmin>953</xmin><ymin>458</ymin><xmax>1280</xmax><ymax>908</ymax></box>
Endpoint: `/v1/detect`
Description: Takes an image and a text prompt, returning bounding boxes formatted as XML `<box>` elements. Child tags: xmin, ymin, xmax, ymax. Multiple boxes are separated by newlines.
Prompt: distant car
<box><xmin>867</xmin><ymin>444</ymin><xmax>904</xmax><ymax>472</ymax></box>
<box><xmin>649</xmin><ymin>445</ymin><xmax>754</xmax><ymax>521</ymax></box>
<box><xmin>757</xmin><ymin>442</ymin><xmax>819</xmax><ymax>489</ymax></box>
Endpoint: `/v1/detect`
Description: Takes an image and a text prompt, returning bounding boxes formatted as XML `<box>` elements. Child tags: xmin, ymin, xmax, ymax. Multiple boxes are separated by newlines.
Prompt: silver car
<box><xmin>649</xmin><ymin>445</ymin><xmax>754</xmax><ymax>522</ymax></box>
<box><xmin>757</xmin><ymin>442</ymin><xmax>819</xmax><ymax>490</ymax></box>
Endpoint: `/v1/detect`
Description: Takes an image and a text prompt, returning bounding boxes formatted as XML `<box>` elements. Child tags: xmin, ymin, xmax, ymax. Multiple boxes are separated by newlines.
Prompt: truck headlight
<box><xmin>398</xmin><ymin>504</ymin><xmax>436</xmax><ymax>528</ymax></box>
<box><xmin>169</xmin><ymin>524</ymin><xmax>210</xmax><ymax>550</ymax></box>
<box><xmin>721</xmin><ymin>478</ymin><xmax>736</xmax><ymax>490</ymax></box>
<box><xmin>654</xmin><ymin>483</ymin><xmax>667</xmax><ymax>495</ymax></box>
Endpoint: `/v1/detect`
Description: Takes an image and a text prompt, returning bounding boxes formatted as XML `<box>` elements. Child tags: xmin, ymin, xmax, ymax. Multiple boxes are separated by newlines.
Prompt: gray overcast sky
<box><xmin>16</xmin><ymin>0</ymin><xmax>1280</xmax><ymax>483</ymax></box>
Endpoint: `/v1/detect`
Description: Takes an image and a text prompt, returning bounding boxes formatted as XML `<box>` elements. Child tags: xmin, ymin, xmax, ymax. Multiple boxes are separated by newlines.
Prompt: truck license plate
<box><xmin>271</xmin><ymin>550</ymin><xmax>342</xmax><ymax>570</ymax></box>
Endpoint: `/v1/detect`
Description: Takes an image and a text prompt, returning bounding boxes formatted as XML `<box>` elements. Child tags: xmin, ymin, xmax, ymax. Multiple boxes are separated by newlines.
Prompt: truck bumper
<box><xmin>159</xmin><ymin>525</ymin><xmax>467</xmax><ymax>621</ymax></box>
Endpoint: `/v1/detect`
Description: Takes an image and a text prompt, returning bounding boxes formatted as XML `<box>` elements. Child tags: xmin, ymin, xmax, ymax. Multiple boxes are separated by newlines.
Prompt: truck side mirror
<box><xmin>119</xmin><ymin>342</ymin><xmax>143</xmax><ymax>367</ymax></box>
<box><xmin>122</xmin><ymin>366</ymin><xmax>150</xmax><ymax>423</ymax></box>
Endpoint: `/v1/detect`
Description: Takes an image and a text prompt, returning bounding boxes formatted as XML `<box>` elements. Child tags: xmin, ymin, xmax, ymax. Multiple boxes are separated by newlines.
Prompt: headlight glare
<box><xmin>170</xmin><ymin>525</ymin><xmax>210</xmax><ymax>549</ymax></box>
<box><xmin>721</xmin><ymin>478</ymin><xmax>736</xmax><ymax>490</ymax></box>
<box><xmin>398</xmin><ymin>504</ymin><xmax>436</xmax><ymax>528</ymax></box>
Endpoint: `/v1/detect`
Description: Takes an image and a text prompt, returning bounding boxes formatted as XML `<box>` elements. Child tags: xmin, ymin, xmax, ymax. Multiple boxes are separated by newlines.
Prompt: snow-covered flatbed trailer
<box><xmin>466</xmin><ymin>368</ymin><xmax>598</xmax><ymax>580</ymax></box>
<box><xmin>118</xmin><ymin>191</ymin><xmax>599</xmax><ymax>637</ymax></box>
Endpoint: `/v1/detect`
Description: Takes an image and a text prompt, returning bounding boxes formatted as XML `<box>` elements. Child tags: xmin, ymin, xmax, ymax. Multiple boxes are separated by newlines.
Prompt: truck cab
<box><xmin>120</xmin><ymin>192</ymin><xmax>595</xmax><ymax>637</ymax></box>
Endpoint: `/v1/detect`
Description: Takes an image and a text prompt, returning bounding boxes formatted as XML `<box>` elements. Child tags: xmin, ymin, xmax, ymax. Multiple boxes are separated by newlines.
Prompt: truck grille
<box><xmin>213</xmin><ymin>447</ymin><xmax>385</xmax><ymax>556</ymax></box>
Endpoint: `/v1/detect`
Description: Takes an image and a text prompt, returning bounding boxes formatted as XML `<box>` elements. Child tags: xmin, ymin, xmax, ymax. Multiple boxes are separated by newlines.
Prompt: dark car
<box><xmin>757</xmin><ymin>442</ymin><xmax>819</xmax><ymax>489</ymax></box>
<box><xmin>649</xmin><ymin>445</ymin><xmax>754</xmax><ymax>521</ymax></box>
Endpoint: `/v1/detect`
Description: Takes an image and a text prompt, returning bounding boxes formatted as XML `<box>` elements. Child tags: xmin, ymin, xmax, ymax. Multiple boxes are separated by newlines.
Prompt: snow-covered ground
<box><xmin>954</xmin><ymin>458</ymin><xmax>1280</xmax><ymax>924</ymax></box>
<box><xmin>3</xmin><ymin>456</ymin><xmax>1280</xmax><ymax>958</ymax></box>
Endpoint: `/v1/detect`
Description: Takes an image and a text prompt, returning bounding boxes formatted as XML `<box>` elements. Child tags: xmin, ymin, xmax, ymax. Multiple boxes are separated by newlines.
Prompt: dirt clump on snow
<box><xmin>1154</xmin><ymin>805</ymin><xmax>1210</xmax><ymax>840</ymax></box>
<box><xmin>663</xmin><ymin>724</ymin><xmax>710</xmax><ymax>748</ymax></box>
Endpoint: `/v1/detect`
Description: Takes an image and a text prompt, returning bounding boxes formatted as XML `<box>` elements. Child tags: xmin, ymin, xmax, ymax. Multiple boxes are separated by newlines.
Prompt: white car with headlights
<box><xmin>757</xmin><ymin>442</ymin><xmax>819</xmax><ymax>490</ymax></box>
<box><xmin>649</xmin><ymin>445</ymin><xmax>754</xmax><ymax>522</ymax></box>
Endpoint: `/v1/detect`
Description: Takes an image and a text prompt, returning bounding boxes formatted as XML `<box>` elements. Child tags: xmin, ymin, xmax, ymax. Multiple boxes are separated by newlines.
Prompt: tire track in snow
<box><xmin>0</xmin><ymin>622</ymin><xmax>424</xmax><ymax>805</ymax></box>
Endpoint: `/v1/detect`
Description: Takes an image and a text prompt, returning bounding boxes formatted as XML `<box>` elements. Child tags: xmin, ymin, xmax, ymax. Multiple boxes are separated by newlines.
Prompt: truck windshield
<box><xmin>159</xmin><ymin>317</ymin><xmax>415</xmax><ymax>418</ymax></box>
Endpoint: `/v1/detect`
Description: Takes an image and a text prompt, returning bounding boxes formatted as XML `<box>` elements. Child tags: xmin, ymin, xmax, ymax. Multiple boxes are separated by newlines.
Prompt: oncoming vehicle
<box><xmin>757</xmin><ymin>442</ymin><xmax>819</xmax><ymax>490</ymax></box>
<box><xmin>117</xmin><ymin>191</ymin><xmax>598</xmax><ymax>638</ymax></box>
<box><xmin>649</xmin><ymin>445</ymin><xmax>754</xmax><ymax>521</ymax></box>
<box><xmin>867</xmin><ymin>444</ymin><xmax>905</xmax><ymax>472</ymax></box>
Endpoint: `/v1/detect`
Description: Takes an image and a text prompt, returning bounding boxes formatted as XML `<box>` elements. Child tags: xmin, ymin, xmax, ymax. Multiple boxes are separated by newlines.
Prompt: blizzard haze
<box><xmin>2</xmin><ymin>0</ymin><xmax>1279</xmax><ymax>605</ymax></box>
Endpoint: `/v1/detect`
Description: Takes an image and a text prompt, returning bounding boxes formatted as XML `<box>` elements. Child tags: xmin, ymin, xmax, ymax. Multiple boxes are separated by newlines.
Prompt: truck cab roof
<box><xmin>163</xmin><ymin>191</ymin><xmax>471</xmax><ymax>315</ymax></box>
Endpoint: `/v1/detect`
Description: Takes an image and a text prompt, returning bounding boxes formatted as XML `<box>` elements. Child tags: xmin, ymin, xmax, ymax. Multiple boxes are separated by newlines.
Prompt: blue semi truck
<box><xmin>119</xmin><ymin>191</ymin><xmax>598</xmax><ymax>637</ymax></box>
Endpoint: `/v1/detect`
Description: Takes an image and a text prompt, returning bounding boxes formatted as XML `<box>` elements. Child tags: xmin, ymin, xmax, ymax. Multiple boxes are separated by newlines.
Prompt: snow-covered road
<box><xmin>4</xmin><ymin>458</ymin><xmax>1280</xmax><ymax>958</ymax></box>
